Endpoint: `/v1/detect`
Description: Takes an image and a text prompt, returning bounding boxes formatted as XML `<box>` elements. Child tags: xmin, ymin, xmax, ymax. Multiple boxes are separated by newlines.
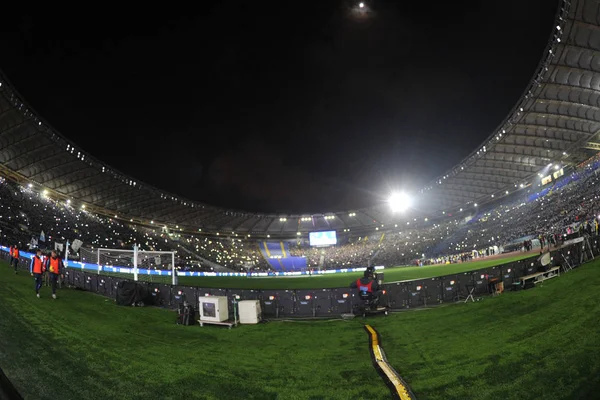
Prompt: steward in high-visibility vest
<box><xmin>10</xmin><ymin>246</ymin><xmax>20</xmax><ymax>273</ymax></box>
<box><xmin>30</xmin><ymin>249</ymin><xmax>45</xmax><ymax>297</ymax></box>
<box><xmin>44</xmin><ymin>251</ymin><xmax>64</xmax><ymax>299</ymax></box>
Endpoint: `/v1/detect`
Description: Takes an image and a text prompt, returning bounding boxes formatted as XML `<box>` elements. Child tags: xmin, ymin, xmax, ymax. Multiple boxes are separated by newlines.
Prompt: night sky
<box><xmin>1</xmin><ymin>1</ymin><xmax>557</xmax><ymax>214</ymax></box>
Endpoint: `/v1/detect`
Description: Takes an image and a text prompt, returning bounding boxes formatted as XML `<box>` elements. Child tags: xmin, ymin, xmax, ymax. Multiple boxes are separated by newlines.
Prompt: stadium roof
<box><xmin>418</xmin><ymin>0</ymin><xmax>600</xmax><ymax>211</ymax></box>
<box><xmin>0</xmin><ymin>0</ymin><xmax>598</xmax><ymax>237</ymax></box>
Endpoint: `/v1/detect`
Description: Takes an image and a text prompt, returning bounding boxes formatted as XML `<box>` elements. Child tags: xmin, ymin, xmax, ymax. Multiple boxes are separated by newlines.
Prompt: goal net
<box><xmin>79</xmin><ymin>246</ymin><xmax>177</xmax><ymax>285</ymax></box>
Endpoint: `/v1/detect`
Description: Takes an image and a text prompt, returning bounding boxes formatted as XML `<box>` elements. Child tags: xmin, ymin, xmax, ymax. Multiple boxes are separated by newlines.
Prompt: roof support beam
<box><xmin>71</xmin><ymin>179</ymin><xmax>118</xmax><ymax>200</ymax></box>
<box><xmin>437</xmin><ymin>186</ymin><xmax>488</xmax><ymax>199</ymax></box>
<box><xmin>496</xmin><ymin>139</ymin><xmax>566</xmax><ymax>151</ymax></box>
<box><xmin>541</xmin><ymin>82</ymin><xmax>600</xmax><ymax>104</ymax></box>
<box><xmin>43</xmin><ymin>162</ymin><xmax>90</xmax><ymax>187</ymax></box>
<box><xmin>485</xmin><ymin>147</ymin><xmax>555</xmax><ymax>162</ymax></box>
<box><xmin>447</xmin><ymin>176</ymin><xmax>505</xmax><ymax>189</ymax></box>
<box><xmin>136</xmin><ymin>201</ymin><xmax>178</xmax><ymax>217</ymax></box>
<box><xmin>153</xmin><ymin>204</ymin><xmax>202</xmax><ymax>222</ymax></box>
<box><xmin>426</xmin><ymin>193</ymin><xmax>475</xmax><ymax>209</ymax></box>
<box><xmin>524</xmin><ymin>111</ymin><xmax>600</xmax><ymax>128</ymax></box>
<box><xmin>55</xmin><ymin>170</ymin><xmax>104</xmax><ymax>193</ymax></box>
<box><xmin>12</xmin><ymin>144</ymin><xmax>59</xmax><ymax>173</ymax></box>
<box><xmin>97</xmin><ymin>188</ymin><xmax>143</xmax><ymax>209</ymax></box>
<box><xmin>502</xmin><ymin>133</ymin><xmax>578</xmax><ymax>145</ymax></box>
<box><xmin>0</xmin><ymin>120</ymin><xmax>28</xmax><ymax>143</ymax></box>
<box><xmin>513</xmin><ymin>123</ymin><xmax>589</xmax><ymax>140</ymax></box>
<box><xmin>115</xmin><ymin>192</ymin><xmax>157</xmax><ymax>211</ymax></box>
<box><xmin>63</xmin><ymin>175</ymin><xmax>113</xmax><ymax>197</ymax></box>
<box><xmin>26</xmin><ymin>154</ymin><xmax>76</xmax><ymax>181</ymax></box>
<box><xmin>476</xmin><ymin>154</ymin><xmax>543</xmax><ymax>168</ymax></box>
<box><xmin>170</xmin><ymin>208</ymin><xmax>204</xmax><ymax>225</ymax></box>
<box><xmin>533</xmin><ymin>98</ymin><xmax>600</xmax><ymax>115</ymax></box>
<box><xmin>467</xmin><ymin>166</ymin><xmax>534</xmax><ymax>181</ymax></box>
<box><xmin>4</xmin><ymin>140</ymin><xmax>54</xmax><ymax>168</ymax></box>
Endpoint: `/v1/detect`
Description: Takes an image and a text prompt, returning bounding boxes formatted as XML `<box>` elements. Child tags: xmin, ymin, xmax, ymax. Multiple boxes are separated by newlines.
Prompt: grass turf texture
<box><xmin>79</xmin><ymin>253</ymin><xmax>534</xmax><ymax>290</ymax></box>
<box><xmin>2</xmin><ymin>257</ymin><xmax>600</xmax><ymax>399</ymax></box>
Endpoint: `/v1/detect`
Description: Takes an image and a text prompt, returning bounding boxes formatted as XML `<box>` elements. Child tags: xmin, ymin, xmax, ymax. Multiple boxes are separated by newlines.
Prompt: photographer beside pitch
<box><xmin>30</xmin><ymin>249</ymin><xmax>45</xmax><ymax>298</ymax></box>
<box><xmin>44</xmin><ymin>250</ymin><xmax>64</xmax><ymax>299</ymax></box>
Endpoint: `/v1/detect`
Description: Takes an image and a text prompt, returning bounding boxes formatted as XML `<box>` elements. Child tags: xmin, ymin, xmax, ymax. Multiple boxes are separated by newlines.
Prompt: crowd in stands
<box><xmin>2</xmin><ymin>153</ymin><xmax>600</xmax><ymax>272</ymax></box>
<box><xmin>0</xmin><ymin>178</ymin><xmax>267</xmax><ymax>272</ymax></box>
<box><xmin>288</xmin><ymin>235</ymin><xmax>378</xmax><ymax>269</ymax></box>
<box><xmin>287</xmin><ymin>155</ymin><xmax>600</xmax><ymax>268</ymax></box>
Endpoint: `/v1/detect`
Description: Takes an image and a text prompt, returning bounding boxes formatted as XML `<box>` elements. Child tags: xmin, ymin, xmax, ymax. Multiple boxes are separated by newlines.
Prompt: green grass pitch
<box><xmin>2</xmin><ymin>256</ymin><xmax>600</xmax><ymax>399</ymax></box>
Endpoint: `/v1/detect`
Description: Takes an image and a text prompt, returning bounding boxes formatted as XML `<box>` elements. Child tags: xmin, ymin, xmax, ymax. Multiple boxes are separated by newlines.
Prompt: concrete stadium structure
<box><xmin>0</xmin><ymin>0</ymin><xmax>598</xmax><ymax>237</ymax></box>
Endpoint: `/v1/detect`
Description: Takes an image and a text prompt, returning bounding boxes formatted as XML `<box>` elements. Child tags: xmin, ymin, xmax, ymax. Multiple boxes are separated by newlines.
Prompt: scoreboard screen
<box><xmin>309</xmin><ymin>231</ymin><xmax>337</xmax><ymax>246</ymax></box>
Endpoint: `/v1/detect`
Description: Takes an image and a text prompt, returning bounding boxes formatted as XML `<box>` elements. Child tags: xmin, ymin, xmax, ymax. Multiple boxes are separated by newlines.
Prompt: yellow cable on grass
<box><xmin>364</xmin><ymin>324</ymin><xmax>416</xmax><ymax>400</ymax></box>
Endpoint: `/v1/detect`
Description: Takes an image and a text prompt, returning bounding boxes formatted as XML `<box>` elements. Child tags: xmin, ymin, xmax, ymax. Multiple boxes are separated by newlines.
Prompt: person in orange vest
<box><xmin>30</xmin><ymin>249</ymin><xmax>46</xmax><ymax>298</ymax></box>
<box><xmin>10</xmin><ymin>245</ymin><xmax>20</xmax><ymax>273</ymax></box>
<box><xmin>44</xmin><ymin>250</ymin><xmax>64</xmax><ymax>299</ymax></box>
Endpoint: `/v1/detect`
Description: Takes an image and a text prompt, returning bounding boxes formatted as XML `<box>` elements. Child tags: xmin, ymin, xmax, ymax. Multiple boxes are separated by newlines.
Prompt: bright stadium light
<box><xmin>359</xmin><ymin>2</ymin><xmax>364</xmax><ymax>7</ymax></box>
<box><xmin>388</xmin><ymin>192</ymin><xmax>411</xmax><ymax>213</ymax></box>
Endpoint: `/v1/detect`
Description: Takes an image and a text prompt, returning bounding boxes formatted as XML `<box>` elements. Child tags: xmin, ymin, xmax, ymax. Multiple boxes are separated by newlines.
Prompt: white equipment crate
<box><xmin>199</xmin><ymin>296</ymin><xmax>228</xmax><ymax>322</ymax></box>
<box><xmin>238</xmin><ymin>300</ymin><xmax>262</xmax><ymax>324</ymax></box>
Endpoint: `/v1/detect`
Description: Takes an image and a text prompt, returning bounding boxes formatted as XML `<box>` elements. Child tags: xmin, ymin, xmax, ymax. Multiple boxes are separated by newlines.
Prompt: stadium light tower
<box><xmin>388</xmin><ymin>192</ymin><xmax>412</xmax><ymax>213</ymax></box>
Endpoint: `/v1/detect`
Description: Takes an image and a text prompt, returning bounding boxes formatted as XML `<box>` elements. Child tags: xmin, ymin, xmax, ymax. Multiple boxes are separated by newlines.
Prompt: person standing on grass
<box><xmin>10</xmin><ymin>245</ymin><xmax>20</xmax><ymax>273</ymax></box>
<box><xmin>44</xmin><ymin>250</ymin><xmax>64</xmax><ymax>299</ymax></box>
<box><xmin>30</xmin><ymin>249</ymin><xmax>45</xmax><ymax>298</ymax></box>
<box><xmin>43</xmin><ymin>251</ymin><xmax>50</xmax><ymax>287</ymax></box>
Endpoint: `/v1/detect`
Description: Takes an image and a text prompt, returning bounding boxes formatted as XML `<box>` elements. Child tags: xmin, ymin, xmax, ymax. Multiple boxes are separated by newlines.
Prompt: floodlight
<box><xmin>388</xmin><ymin>192</ymin><xmax>411</xmax><ymax>213</ymax></box>
<box><xmin>359</xmin><ymin>2</ymin><xmax>364</xmax><ymax>7</ymax></box>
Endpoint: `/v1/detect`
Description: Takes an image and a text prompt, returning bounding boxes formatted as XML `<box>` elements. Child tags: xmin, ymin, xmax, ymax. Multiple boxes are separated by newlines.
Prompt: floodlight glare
<box><xmin>359</xmin><ymin>2</ymin><xmax>364</xmax><ymax>8</ymax></box>
<box><xmin>388</xmin><ymin>192</ymin><xmax>411</xmax><ymax>213</ymax></box>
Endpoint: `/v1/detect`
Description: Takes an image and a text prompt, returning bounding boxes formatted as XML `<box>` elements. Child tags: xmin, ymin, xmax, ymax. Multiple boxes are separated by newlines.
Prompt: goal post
<box><xmin>80</xmin><ymin>246</ymin><xmax>178</xmax><ymax>285</ymax></box>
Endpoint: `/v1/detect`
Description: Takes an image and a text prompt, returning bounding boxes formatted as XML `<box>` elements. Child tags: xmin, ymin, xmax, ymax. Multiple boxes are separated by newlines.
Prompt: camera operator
<box><xmin>350</xmin><ymin>266</ymin><xmax>383</xmax><ymax>300</ymax></box>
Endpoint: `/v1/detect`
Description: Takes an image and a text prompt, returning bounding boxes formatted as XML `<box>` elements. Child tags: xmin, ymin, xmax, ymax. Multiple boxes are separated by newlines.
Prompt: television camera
<box><xmin>354</xmin><ymin>266</ymin><xmax>390</xmax><ymax>318</ymax></box>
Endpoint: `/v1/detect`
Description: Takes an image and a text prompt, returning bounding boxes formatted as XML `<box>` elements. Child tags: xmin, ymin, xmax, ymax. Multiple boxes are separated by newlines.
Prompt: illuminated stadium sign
<box><xmin>553</xmin><ymin>168</ymin><xmax>564</xmax><ymax>180</ymax></box>
<box><xmin>541</xmin><ymin>175</ymin><xmax>552</xmax><ymax>186</ymax></box>
<box><xmin>309</xmin><ymin>231</ymin><xmax>337</xmax><ymax>246</ymax></box>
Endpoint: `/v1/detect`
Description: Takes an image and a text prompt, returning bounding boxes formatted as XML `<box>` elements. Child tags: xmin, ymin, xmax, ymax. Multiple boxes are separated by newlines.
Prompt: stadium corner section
<box><xmin>364</xmin><ymin>325</ymin><xmax>416</xmax><ymax>400</ymax></box>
